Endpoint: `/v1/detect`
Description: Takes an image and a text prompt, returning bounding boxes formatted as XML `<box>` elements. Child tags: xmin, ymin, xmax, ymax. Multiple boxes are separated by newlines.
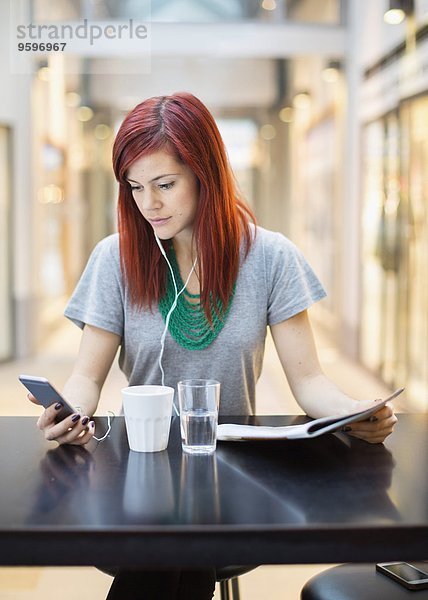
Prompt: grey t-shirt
<box><xmin>64</xmin><ymin>226</ymin><xmax>326</xmax><ymax>415</ymax></box>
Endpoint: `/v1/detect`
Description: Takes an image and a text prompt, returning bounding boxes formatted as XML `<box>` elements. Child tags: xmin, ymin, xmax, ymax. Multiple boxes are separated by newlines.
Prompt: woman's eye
<box><xmin>130</xmin><ymin>186</ymin><xmax>142</xmax><ymax>192</ymax></box>
<box><xmin>158</xmin><ymin>182</ymin><xmax>174</xmax><ymax>190</ymax></box>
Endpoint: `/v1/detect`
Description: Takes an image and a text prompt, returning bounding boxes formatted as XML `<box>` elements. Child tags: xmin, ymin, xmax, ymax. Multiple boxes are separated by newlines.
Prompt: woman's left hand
<box><xmin>342</xmin><ymin>403</ymin><xmax>397</xmax><ymax>444</ymax></box>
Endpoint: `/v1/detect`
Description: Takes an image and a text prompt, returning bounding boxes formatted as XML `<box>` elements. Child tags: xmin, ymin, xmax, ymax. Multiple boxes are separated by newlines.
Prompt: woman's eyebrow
<box><xmin>125</xmin><ymin>173</ymin><xmax>179</xmax><ymax>184</ymax></box>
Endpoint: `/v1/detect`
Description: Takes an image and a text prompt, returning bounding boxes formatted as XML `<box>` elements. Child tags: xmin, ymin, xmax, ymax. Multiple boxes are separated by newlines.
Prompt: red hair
<box><xmin>112</xmin><ymin>92</ymin><xmax>256</xmax><ymax>322</ymax></box>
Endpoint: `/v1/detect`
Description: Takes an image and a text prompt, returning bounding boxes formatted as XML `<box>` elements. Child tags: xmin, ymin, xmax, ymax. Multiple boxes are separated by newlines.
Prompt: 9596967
<box><xmin>18</xmin><ymin>42</ymin><xmax>67</xmax><ymax>51</ymax></box>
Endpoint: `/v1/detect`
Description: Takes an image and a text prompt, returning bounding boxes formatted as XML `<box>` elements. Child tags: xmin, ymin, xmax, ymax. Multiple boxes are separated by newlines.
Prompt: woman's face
<box><xmin>125</xmin><ymin>150</ymin><xmax>199</xmax><ymax>245</ymax></box>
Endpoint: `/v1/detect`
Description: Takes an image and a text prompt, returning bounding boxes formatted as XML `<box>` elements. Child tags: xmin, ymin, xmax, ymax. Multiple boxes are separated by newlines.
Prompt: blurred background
<box><xmin>2</xmin><ymin>0</ymin><xmax>428</xmax><ymax>410</ymax></box>
<box><xmin>0</xmin><ymin>0</ymin><xmax>427</xmax><ymax>596</ymax></box>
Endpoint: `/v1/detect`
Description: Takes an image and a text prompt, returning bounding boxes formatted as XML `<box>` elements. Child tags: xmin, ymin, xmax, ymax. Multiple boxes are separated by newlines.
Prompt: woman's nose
<box><xmin>141</xmin><ymin>190</ymin><xmax>161</xmax><ymax>210</ymax></box>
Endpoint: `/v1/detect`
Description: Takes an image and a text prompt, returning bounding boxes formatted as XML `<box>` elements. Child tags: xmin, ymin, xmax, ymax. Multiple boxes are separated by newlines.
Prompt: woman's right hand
<box><xmin>27</xmin><ymin>393</ymin><xmax>96</xmax><ymax>446</ymax></box>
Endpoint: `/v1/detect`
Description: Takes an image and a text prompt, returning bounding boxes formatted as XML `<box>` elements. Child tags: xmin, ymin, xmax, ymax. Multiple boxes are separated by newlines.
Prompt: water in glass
<box><xmin>181</xmin><ymin>409</ymin><xmax>217</xmax><ymax>454</ymax></box>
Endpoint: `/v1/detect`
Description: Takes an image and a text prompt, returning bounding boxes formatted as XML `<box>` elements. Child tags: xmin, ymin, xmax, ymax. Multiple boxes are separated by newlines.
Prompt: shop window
<box><xmin>0</xmin><ymin>126</ymin><xmax>13</xmax><ymax>361</ymax></box>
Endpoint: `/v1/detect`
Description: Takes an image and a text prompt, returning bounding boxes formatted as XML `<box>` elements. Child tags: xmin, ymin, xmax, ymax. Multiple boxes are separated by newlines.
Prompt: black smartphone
<box><xmin>19</xmin><ymin>375</ymin><xmax>76</xmax><ymax>423</ymax></box>
<box><xmin>376</xmin><ymin>562</ymin><xmax>428</xmax><ymax>590</ymax></box>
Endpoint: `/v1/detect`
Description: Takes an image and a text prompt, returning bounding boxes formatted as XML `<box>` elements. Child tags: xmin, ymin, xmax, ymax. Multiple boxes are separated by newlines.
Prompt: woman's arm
<box><xmin>270</xmin><ymin>310</ymin><xmax>397</xmax><ymax>443</ymax></box>
<box><xmin>62</xmin><ymin>324</ymin><xmax>121</xmax><ymax>416</ymax></box>
<box><xmin>32</xmin><ymin>325</ymin><xmax>121</xmax><ymax>445</ymax></box>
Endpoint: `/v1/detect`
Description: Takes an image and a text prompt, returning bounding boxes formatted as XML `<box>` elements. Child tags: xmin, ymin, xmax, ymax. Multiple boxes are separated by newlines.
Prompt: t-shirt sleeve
<box><xmin>64</xmin><ymin>235</ymin><xmax>124</xmax><ymax>337</ymax></box>
<box><xmin>266</xmin><ymin>232</ymin><xmax>327</xmax><ymax>325</ymax></box>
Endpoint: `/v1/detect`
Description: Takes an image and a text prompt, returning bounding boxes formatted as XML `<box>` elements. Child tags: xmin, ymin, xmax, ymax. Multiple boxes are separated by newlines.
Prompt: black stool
<box><xmin>98</xmin><ymin>565</ymin><xmax>256</xmax><ymax>600</ymax></box>
<box><xmin>216</xmin><ymin>566</ymin><xmax>256</xmax><ymax>600</ymax></box>
<box><xmin>301</xmin><ymin>564</ymin><xmax>428</xmax><ymax>600</ymax></box>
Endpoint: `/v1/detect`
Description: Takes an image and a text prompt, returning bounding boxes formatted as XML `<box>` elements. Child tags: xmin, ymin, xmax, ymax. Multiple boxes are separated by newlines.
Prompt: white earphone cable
<box><xmin>93</xmin><ymin>411</ymin><xmax>115</xmax><ymax>442</ymax></box>
<box><xmin>155</xmin><ymin>233</ymin><xmax>197</xmax><ymax>416</ymax></box>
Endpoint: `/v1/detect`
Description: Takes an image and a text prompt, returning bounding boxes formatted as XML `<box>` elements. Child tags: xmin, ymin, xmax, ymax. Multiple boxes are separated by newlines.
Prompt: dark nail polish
<box><xmin>71</xmin><ymin>414</ymin><xmax>81</xmax><ymax>423</ymax></box>
<box><xmin>90</xmin><ymin>421</ymin><xmax>95</xmax><ymax>428</ymax></box>
<box><xmin>81</xmin><ymin>416</ymin><xmax>89</xmax><ymax>426</ymax></box>
<box><xmin>55</xmin><ymin>402</ymin><xmax>63</xmax><ymax>410</ymax></box>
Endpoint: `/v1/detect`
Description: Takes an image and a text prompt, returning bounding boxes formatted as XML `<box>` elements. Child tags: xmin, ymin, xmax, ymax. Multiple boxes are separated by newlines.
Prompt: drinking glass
<box><xmin>177</xmin><ymin>379</ymin><xmax>220</xmax><ymax>454</ymax></box>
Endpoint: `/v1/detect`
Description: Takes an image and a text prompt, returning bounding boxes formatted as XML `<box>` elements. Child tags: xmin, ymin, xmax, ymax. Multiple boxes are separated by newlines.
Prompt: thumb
<box><xmin>27</xmin><ymin>392</ymin><xmax>41</xmax><ymax>406</ymax></box>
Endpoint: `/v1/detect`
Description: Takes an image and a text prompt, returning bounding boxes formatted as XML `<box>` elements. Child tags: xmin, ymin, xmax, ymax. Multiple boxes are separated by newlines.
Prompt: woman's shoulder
<box><xmin>248</xmin><ymin>224</ymin><xmax>297</xmax><ymax>257</ymax></box>
<box><xmin>92</xmin><ymin>233</ymin><xmax>120</xmax><ymax>258</ymax></box>
<box><xmin>95</xmin><ymin>232</ymin><xmax>119</xmax><ymax>249</ymax></box>
<box><xmin>84</xmin><ymin>234</ymin><xmax>120</xmax><ymax>275</ymax></box>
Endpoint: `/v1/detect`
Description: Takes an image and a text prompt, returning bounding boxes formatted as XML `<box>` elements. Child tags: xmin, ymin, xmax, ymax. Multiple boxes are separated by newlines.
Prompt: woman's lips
<box><xmin>148</xmin><ymin>217</ymin><xmax>171</xmax><ymax>227</ymax></box>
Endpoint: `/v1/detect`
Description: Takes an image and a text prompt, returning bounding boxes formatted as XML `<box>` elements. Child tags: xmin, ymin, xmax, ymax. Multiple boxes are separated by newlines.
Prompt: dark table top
<box><xmin>0</xmin><ymin>414</ymin><xmax>427</xmax><ymax>567</ymax></box>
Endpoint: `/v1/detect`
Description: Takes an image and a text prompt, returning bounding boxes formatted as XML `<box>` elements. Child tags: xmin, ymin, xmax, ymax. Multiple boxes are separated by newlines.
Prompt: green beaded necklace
<box><xmin>158</xmin><ymin>245</ymin><xmax>235</xmax><ymax>350</ymax></box>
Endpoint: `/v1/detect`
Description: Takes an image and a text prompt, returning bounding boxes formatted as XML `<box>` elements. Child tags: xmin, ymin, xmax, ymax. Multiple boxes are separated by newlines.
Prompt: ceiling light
<box><xmin>384</xmin><ymin>0</ymin><xmax>414</xmax><ymax>24</ymax></box>
<box><xmin>37</xmin><ymin>184</ymin><xmax>64</xmax><ymax>204</ymax></box>
<box><xmin>94</xmin><ymin>124</ymin><xmax>111</xmax><ymax>140</ymax></box>
<box><xmin>260</xmin><ymin>124</ymin><xmax>276</xmax><ymax>140</ymax></box>
<box><xmin>37</xmin><ymin>67</ymin><xmax>50</xmax><ymax>82</ymax></box>
<box><xmin>77</xmin><ymin>106</ymin><xmax>94</xmax><ymax>122</ymax></box>
<box><xmin>384</xmin><ymin>8</ymin><xmax>406</xmax><ymax>23</ymax></box>
<box><xmin>279</xmin><ymin>107</ymin><xmax>293</xmax><ymax>123</ymax></box>
<box><xmin>322</xmin><ymin>60</ymin><xmax>341</xmax><ymax>83</ymax></box>
<box><xmin>261</xmin><ymin>0</ymin><xmax>277</xmax><ymax>11</ymax></box>
<box><xmin>66</xmin><ymin>92</ymin><xmax>81</xmax><ymax>107</ymax></box>
<box><xmin>293</xmin><ymin>91</ymin><xmax>311</xmax><ymax>110</ymax></box>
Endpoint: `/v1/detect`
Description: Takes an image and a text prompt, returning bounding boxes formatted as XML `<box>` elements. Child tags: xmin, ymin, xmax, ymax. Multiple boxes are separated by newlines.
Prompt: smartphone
<box><xmin>376</xmin><ymin>562</ymin><xmax>428</xmax><ymax>590</ymax></box>
<box><xmin>19</xmin><ymin>375</ymin><xmax>76</xmax><ymax>423</ymax></box>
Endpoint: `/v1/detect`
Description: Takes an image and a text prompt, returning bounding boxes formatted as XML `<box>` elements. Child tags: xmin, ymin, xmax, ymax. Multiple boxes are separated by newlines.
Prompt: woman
<box><xmin>30</xmin><ymin>92</ymin><xmax>396</xmax><ymax>598</ymax></box>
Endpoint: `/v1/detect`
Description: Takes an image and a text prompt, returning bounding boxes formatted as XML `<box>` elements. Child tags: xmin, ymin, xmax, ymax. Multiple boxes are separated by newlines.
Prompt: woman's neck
<box><xmin>172</xmin><ymin>236</ymin><xmax>199</xmax><ymax>297</ymax></box>
<box><xmin>172</xmin><ymin>236</ymin><xmax>196</xmax><ymax>265</ymax></box>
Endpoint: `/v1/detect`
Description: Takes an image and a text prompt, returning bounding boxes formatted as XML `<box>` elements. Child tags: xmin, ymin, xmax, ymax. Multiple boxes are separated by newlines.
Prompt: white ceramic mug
<box><xmin>122</xmin><ymin>385</ymin><xmax>174</xmax><ymax>452</ymax></box>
